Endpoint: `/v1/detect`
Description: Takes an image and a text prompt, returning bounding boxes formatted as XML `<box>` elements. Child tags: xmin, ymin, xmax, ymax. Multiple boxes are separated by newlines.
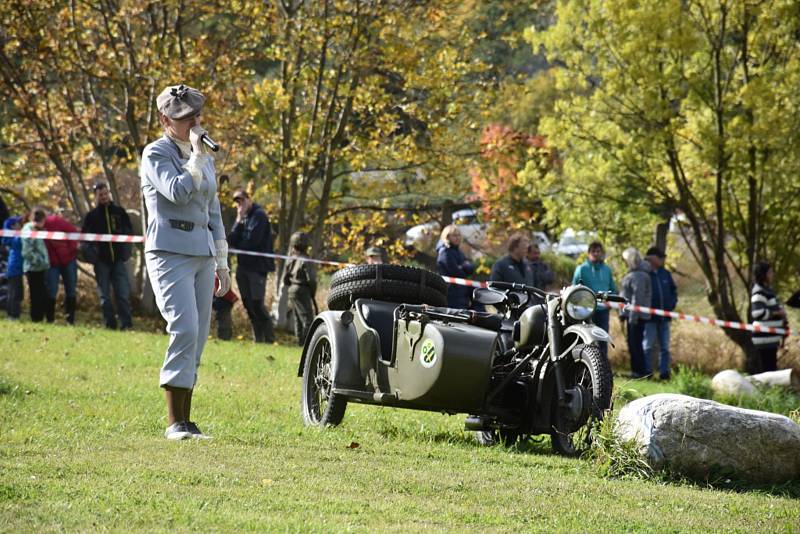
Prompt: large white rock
<box><xmin>615</xmin><ymin>394</ymin><xmax>800</xmax><ymax>483</ymax></box>
<box><xmin>711</xmin><ymin>369</ymin><xmax>756</xmax><ymax>397</ymax></box>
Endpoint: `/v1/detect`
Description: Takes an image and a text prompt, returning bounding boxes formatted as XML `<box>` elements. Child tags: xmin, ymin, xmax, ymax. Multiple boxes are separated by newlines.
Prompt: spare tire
<box><xmin>327</xmin><ymin>264</ymin><xmax>449</xmax><ymax>311</ymax></box>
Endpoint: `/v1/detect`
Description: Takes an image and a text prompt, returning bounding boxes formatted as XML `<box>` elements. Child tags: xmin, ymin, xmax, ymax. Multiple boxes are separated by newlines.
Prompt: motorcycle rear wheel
<box><xmin>301</xmin><ymin>322</ymin><xmax>348</xmax><ymax>427</ymax></box>
<box><xmin>550</xmin><ymin>343</ymin><xmax>613</xmax><ymax>456</ymax></box>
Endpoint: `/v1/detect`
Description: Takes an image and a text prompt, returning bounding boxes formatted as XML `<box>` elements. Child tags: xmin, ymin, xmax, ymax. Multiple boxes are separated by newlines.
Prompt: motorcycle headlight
<box><xmin>564</xmin><ymin>286</ymin><xmax>596</xmax><ymax>321</ymax></box>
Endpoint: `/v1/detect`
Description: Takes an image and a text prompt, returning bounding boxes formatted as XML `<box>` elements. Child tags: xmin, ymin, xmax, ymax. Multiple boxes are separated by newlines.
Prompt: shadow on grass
<box><xmin>649</xmin><ymin>468</ymin><xmax>800</xmax><ymax>499</ymax></box>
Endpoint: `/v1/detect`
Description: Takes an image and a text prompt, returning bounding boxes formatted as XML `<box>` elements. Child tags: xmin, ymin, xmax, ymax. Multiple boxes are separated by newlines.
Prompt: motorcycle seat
<box><xmin>358</xmin><ymin>299</ymin><xmax>400</xmax><ymax>361</ymax></box>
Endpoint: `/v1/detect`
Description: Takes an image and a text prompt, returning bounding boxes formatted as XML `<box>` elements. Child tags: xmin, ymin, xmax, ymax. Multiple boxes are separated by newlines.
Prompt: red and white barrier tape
<box><xmin>602</xmin><ymin>300</ymin><xmax>796</xmax><ymax>337</ymax></box>
<box><xmin>0</xmin><ymin>228</ymin><xmax>351</xmax><ymax>267</ymax></box>
<box><xmin>440</xmin><ymin>275</ymin><xmax>488</xmax><ymax>289</ymax></box>
<box><xmin>1</xmin><ymin>229</ymin><xmax>142</xmax><ymax>243</ymax></box>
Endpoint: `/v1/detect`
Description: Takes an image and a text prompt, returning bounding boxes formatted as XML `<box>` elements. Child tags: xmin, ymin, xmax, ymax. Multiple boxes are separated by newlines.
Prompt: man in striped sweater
<box><xmin>749</xmin><ymin>262</ymin><xmax>787</xmax><ymax>374</ymax></box>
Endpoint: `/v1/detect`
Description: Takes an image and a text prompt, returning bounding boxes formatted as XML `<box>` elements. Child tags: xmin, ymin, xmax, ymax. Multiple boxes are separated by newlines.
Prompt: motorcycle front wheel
<box><xmin>301</xmin><ymin>322</ymin><xmax>347</xmax><ymax>427</ymax></box>
<box><xmin>550</xmin><ymin>343</ymin><xmax>613</xmax><ymax>456</ymax></box>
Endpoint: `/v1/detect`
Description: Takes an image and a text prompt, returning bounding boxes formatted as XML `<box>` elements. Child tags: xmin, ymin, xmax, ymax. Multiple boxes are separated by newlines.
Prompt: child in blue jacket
<box><xmin>2</xmin><ymin>216</ymin><xmax>24</xmax><ymax>319</ymax></box>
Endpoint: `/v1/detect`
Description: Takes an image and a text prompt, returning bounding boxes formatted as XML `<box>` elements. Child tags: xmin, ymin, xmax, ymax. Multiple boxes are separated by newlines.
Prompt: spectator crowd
<box><xmin>0</xmin><ymin>192</ymin><xmax>796</xmax><ymax>378</ymax></box>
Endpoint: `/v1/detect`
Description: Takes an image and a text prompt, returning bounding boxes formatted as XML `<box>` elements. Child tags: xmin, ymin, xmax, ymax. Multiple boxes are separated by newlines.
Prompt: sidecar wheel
<box><xmin>475</xmin><ymin>430</ymin><xmax>520</xmax><ymax>447</ymax></box>
<box><xmin>550</xmin><ymin>343</ymin><xmax>613</xmax><ymax>456</ymax></box>
<box><xmin>301</xmin><ymin>323</ymin><xmax>347</xmax><ymax>427</ymax></box>
<box><xmin>327</xmin><ymin>264</ymin><xmax>448</xmax><ymax>311</ymax></box>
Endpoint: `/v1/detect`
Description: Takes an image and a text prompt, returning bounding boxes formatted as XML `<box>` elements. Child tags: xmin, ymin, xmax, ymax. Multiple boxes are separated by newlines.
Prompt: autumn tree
<box><xmin>0</xmin><ymin>0</ymin><xmax>266</xmax><ymax>308</ymax></box>
<box><xmin>528</xmin><ymin>0</ymin><xmax>800</xmax><ymax>368</ymax></box>
<box><xmin>236</xmin><ymin>0</ymin><xmax>491</xmax><ymax>260</ymax></box>
<box><xmin>469</xmin><ymin>124</ymin><xmax>552</xmax><ymax>242</ymax></box>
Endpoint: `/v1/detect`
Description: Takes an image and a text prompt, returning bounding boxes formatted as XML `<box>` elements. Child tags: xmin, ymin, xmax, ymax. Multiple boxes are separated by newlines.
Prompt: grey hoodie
<box><xmin>620</xmin><ymin>260</ymin><xmax>652</xmax><ymax>323</ymax></box>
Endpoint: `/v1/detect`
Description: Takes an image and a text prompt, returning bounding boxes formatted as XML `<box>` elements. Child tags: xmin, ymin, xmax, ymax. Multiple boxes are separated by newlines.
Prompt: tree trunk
<box><xmin>653</xmin><ymin>220</ymin><xmax>669</xmax><ymax>253</ymax></box>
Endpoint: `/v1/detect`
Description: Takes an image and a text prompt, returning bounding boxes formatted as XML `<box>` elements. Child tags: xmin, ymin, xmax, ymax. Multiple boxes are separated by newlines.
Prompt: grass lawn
<box><xmin>1</xmin><ymin>321</ymin><xmax>798</xmax><ymax>532</ymax></box>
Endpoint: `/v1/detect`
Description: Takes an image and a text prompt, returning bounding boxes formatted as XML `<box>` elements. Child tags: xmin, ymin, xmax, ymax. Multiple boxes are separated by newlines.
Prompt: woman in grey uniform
<box><xmin>140</xmin><ymin>84</ymin><xmax>231</xmax><ymax>440</ymax></box>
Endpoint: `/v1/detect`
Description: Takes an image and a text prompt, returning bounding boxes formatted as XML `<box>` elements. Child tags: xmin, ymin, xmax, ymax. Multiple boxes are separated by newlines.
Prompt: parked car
<box><xmin>530</xmin><ymin>231</ymin><xmax>552</xmax><ymax>253</ymax></box>
<box><xmin>404</xmin><ymin>208</ymin><xmax>488</xmax><ymax>259</ymax></box>
<box><xmin>555</xmin><ymin>228</ymin><xmax>595</xmax><ymax>258</ymax></box>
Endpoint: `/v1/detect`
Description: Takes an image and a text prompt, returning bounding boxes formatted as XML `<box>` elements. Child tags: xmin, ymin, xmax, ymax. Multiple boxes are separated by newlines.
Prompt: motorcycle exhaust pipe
<box><xmin>464</xmin><ymin>416</ymin><xmax>490</xmax><ymax>431</ymax></box>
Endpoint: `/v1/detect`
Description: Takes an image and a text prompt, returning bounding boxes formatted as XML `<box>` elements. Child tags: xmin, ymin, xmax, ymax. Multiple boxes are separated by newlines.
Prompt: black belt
<box><xmin>169</xmin><ymin>219</ymin><xmax>201</xmax><ymax>231</ymax></box>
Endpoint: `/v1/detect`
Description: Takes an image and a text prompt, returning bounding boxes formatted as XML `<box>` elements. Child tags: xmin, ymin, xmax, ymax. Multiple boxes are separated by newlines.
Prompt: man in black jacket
<box><xmin>81</xmin><ymin>182</ymin><xmax>134</xmax><ymax>329</ymax></box>
<box><xmin>490</xmin><ymin>233</ymin><xmax>533</xmax><ymax>285</ymax></box>
<box><xmin>228</xmin><ymin>189</ymin><xmax>275</xmax><ymax>343</ymax></box>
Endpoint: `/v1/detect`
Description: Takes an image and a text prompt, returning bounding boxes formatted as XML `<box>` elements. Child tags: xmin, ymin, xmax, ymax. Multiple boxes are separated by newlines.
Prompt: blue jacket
<box><xmin>437</xmin><ymin>244</ymin><xmax>474</xmax><ymax>308</ymax></box>
<box><xmin>649</xmin><ymin>266</ymin><xmax>677</xmax><ymax>320</ymax></box>
<box><xmin>572</xmin><ymin>260</ymin><xmax>616</xmax><ymax>294</ymax></box>
<box><xmin>139</xmin><ymin>136</ymin><xmax>225</xmax><ymax>256</ymax></box>
<box><xmin>2</xmin><ymin>216</ymin><xmax>23</xmax><ymax>277</ymax></box>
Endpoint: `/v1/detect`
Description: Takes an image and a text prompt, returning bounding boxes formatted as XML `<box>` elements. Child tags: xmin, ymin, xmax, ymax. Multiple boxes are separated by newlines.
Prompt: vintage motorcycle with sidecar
<box><xmin>298</xmin><ymin>264</ymin><xmax>624</xmax><ymax>455</ymax></box>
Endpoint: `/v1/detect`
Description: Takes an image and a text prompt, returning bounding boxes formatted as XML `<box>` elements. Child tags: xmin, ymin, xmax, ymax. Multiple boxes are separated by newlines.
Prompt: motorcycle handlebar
<box><xmin>486</xmin><ymin>281</ymin><xmax>551</xmax><ymax>299</ymax></box>
<box><xmin>487</xmin><ymin>282</ymin><xmax>628</xmax><ymax>304</ymax></box>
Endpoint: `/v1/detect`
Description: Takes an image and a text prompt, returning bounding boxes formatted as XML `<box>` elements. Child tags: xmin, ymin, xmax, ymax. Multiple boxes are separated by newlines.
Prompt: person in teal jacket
<box><xmin>572</xmin><ymin>241</ymin><xmax>617</xmax><ymax>357</ymax></box>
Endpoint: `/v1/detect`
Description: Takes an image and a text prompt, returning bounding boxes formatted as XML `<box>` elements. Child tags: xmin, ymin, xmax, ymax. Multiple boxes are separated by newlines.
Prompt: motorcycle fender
<box><xmin>297</xmin><ymin>311</ymin><xmax>363</xmax><ymax>390</ymax></box>
<box><xmin>563</xmin><ymin>323</ymin><xmax>614</xmax><ymax>350</ymax></box>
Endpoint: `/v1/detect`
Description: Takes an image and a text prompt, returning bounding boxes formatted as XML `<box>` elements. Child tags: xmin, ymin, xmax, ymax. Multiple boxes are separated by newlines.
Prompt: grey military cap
<box><xmin>365</xmin><ymin>246</ymin><xmax>385</xmax><ymax>258</ymax></box>
<box><xmin>156</xmin><ymin>84</ymin><xmax>205</xmax><ymax>120</ymax></box>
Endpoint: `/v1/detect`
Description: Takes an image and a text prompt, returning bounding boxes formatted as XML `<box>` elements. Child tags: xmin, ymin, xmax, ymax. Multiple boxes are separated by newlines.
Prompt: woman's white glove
<box><xmin>183</xmin><ymin>126</ymin><xmax>211</xmax><ymax>190</ymax></box>
<box><xmin>214</xmin><ymin>239</ymin><xmax>231</xmax><ymax>297</ymax></box>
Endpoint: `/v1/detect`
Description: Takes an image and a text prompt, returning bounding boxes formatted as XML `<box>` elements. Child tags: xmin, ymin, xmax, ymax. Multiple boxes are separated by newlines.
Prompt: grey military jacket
<box><xmin>140</xmin><ymin>136</ymin><xmax>225</xmax><ymax>256</ymax></box>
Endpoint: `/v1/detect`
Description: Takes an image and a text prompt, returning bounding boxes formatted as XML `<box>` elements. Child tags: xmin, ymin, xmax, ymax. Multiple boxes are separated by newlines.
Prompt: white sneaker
<box><xmin>164</xmin><ymin>422</ymin><xmax>193</xmax><ymax>440</ymax></box>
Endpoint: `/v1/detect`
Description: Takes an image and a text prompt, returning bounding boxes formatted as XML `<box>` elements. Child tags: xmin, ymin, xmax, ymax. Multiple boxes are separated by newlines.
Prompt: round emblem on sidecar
<box><xmin>420</xmin><ymin>339</ymin><xmax>437</xmax><ymax>368</ymax></box>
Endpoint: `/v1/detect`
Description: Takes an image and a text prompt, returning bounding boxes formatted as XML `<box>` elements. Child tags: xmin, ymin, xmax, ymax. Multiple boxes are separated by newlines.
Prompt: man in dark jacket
<box><xmin>82</xmin><ymin>182</ymin><xmax>134</xmax><ymax>329</ymax></box>
<box><xmin>228</xmin><ymin>189</ymin><xmax>275</xmax><ymax>343</ymax></box>
<box><xmin>643</xmin><ymin>246</ymin><xmax>677</xmax><ymax>379</ymax></box>
<box><xmin>526</xmin><ymin>243</ymin><xmax>555</xmax><ymax>290</ymax></box>
<box><xmin>490</xmin><ymin>233</ymin><xmax>533</xmax><ymax>285</ymax></box>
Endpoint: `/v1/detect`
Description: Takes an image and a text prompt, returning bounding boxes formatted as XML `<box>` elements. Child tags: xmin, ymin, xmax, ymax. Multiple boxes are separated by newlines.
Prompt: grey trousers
<box><xmin>146</xmin><ymin>251</ymin><xmax>215</xmax><ymax>389</ymax></box>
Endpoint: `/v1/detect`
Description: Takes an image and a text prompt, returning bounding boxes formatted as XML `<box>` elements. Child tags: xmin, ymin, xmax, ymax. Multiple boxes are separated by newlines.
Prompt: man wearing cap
<box><xmin>81</xmin><ymin>182</ymin><xmax>134</xmax><ymax>330</ymax></box>
<box><xmin>140</xmin><ymin>83</ymin><xmax>230</xmax><ymax>440</ymax></box>
<box><xmin>227</xmin><ymin>189</ymin><xmax>276</xmax><ymax>343</ymax></box>
<box><xmin>643</xmin><ymin>246</ymin><xmax>677</xmax><ymax>380</ymax></box>
<box><xmin>364</xmin><ymin>245</ymin><xmax>387</xmax><ymax>264</ymax></box>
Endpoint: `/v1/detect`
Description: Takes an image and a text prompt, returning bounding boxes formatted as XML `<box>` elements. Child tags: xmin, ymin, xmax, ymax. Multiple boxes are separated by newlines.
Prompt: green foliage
<box><xmin>524</xmin><ymin>0</ymin><xmax>800</xmax><ymax>339</ymax></box>
<box><xmin>673</xmin><ymin>366</ymin><xmax>714</xmax><ymax>400</ymax></box>
<box><xmin>541</xmin><ymin>251</ymin><xmax>576</xmax><ymax>288</ymax></box>
<box><xmin>716</xmin><ymin>386</ymin><xmax>800</xmax><ymax>419</ymax></box>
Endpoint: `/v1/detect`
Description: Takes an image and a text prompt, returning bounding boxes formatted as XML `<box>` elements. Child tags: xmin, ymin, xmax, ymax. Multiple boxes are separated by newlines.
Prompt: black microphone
<box><xmin>201</xmin><ymin>134</ymin><xmax>220</xmax><ymax>152</ymax></box>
